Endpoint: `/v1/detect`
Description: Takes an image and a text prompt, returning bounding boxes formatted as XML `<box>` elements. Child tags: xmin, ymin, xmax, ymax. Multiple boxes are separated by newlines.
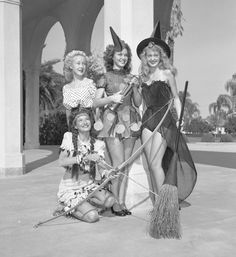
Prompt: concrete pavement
<box><xmin>0</xmin><ymin>143</ymin><xmax>236</xmax><ymax>257</ymax></box>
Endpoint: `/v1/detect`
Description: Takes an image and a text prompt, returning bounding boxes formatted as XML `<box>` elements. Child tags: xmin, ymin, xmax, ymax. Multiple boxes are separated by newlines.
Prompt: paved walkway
<box><xmin>0</xmin><ymin>143</ymin><xmax>236</xmax><ymax>257</ymax></box>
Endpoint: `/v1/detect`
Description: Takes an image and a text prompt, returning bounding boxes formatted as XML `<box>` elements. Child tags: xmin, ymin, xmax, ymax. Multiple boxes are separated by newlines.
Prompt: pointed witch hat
<box><xmin>136</xmin><ymin>21</ymin><xmax>171</xmax><ymax>58</ymax></box>
<box><xmin>110</xmin><ymin>26</ymin><xmax>124</xmax><ymax>52</ymax></box>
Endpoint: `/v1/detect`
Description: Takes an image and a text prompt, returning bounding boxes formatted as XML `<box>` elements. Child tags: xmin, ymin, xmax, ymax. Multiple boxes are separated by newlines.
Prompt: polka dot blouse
<box><xmin>63</xmin><ymin>78</ymin><xmax>96</xmax><ymax>110</ymax></box>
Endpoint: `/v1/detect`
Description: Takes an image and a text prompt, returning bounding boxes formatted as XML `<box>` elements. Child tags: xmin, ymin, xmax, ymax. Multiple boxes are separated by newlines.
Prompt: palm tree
<box><xmin>178</xmin><ymin>91</ymin><xmax>200</xmax><ymax>125</ymax></box>
<box><xmin>225</xmin><ymin>73</ymin><xmax>236</xmax><ymax>113</ymax></box>
<box><xmin>39</xmin><ymin>59</ymin><xmax>65</xmax><ymax>118</ymax></box>
<box><xmin>208</xmin><ymin>94</ymin><xmax>233</xmax><ymax>132</ymax></box>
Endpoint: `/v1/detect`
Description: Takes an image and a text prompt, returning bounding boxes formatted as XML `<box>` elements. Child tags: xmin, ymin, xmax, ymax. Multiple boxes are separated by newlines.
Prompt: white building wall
<box><xmin>0</xmin><ymin>0</ymin><xmax>25</xmax><ymax>176</ymax></box>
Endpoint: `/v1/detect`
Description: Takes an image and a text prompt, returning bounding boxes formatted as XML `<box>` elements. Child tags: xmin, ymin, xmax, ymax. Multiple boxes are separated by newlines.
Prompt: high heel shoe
<box><xmin>111</xmin><ymin>206</ymin><xmax>126</xmax><ymax>216</ymax></box>
<box><xmin>120</xmin><ymin>204</ymin><xmax>132</xmax><ymax>215</ymax></box>
<box><xmin>122</xmin><ymin>208</ymin><xmax>132</xmax><ymax>215</ymax></box>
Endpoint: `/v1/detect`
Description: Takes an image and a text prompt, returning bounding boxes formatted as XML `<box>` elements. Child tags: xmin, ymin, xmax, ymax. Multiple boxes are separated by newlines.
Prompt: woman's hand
<box><xmin>84</xmin><ymin>153</ymin><xmax>101</xmax><ymax>162</ymax></box>
<box><xmin>110</xmin><ymin>91</ymin><xmax>123</xmax><ymax>103</ymax></box>
<box><xmin>130</xmin><ymin>76</ymin><xmax>140</xmax><ymax>88</ymax></box>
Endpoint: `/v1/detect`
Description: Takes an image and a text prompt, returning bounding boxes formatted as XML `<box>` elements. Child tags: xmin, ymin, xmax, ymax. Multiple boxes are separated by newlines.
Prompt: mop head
<box><xmin>149</xmin><ymin>184</ymin><xmax>181</xmax><ymax>239</ymax></box>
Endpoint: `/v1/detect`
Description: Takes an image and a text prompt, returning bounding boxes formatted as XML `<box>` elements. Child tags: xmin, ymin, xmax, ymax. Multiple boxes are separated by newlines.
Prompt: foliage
<box><xmin>208</xmin><ymin>94</ymin><xmax>233</xmax><ymax>130</ymax></box>
<box><xmin>220</xmin><ymin>134</ymin><xmax>234</xmax><ymax>142</ymax></box>
<box><xmin>40</xmin><ymin>59</ymin><xmax>65</xmax><ymax>114</ymax></box>
<box><xmin>225</xmin><ymin>73</ymin><xmax>236</xmax><ymax>96</ymax></box>
<box><xmin>39</xmin><ymin>111</ymin><xmax>67</xmax><ymax>145</ymax></box>
<box><xmin>224</xmin><ymin>115</ymin><xmax>236</xmax><ymax>133</ymax></box>
<box><xmin>225</xmin><ymin>73</ymin><xmax>236</xmax><ymax>112</ymax></box>
<box><xmin>167</xmin><ymin>0</ymin><xmax>184</xmax><ymax>40</ymax></box>
<box><xmin>178</xmin><ymin>90</ymin><xmax>200</xmax><ymax>126</ymax></box>
<box><xmin>201</xmin><ymin>133</ymin><xmax>215</xmax><ymax>142</ymax></box>
<box><xmin>184</xmin><ymin>117</ymin><xmax>214</xmax><ymax>134</ymax></box>
<box><xmin>209</xmin><ymin>94</ymin><xmax>232</xmax><ymax>115</ymax></box>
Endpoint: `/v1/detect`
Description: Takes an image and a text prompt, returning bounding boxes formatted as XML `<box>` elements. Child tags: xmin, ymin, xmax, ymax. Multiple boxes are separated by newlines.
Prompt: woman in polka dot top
<box><xmin>63</xmin><ymin>50</ymin><xmax>97</xmax><ymax>127</ymax></box>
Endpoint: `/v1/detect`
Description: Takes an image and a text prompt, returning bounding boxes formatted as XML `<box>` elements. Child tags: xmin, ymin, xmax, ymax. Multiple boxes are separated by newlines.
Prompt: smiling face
<box><xmin>112</xmin><ymin>48</ymin><xmax>128</xmax><ymax>70</ymax></box>
<box><xmin>71</xmin><ymin>55</ymin><xmax>87</xmax><ymax>78</ymax></box>
<box><xmin>145</xmin><ymin>48</ymin><xmax>161</xmax><ymax>68</ymax></box>
<box><xmin>74</xmin><ymin>114</ymin><xmax>91</xmax><ymax>133</ymax></box>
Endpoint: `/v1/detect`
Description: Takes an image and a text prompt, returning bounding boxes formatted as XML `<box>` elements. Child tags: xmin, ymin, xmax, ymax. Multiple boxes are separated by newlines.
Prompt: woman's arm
<box><xmin>166</xmin><ymin>70</ymin><xmax>181</xmax><ymax>119</ymax></box>
<box><xmin>131</xmin><ymin>76</ymin><xmax>142</xmax><ymax>107</ymax></box>
<box><xmin>93</xmin><ymin>88</ymin><xmax>123</xmax><ymax>108</ymax></box>
<box><xmin>58</xmin><ymin>150</ymin><xmax>77</xmax><ymax>167</ymax></box>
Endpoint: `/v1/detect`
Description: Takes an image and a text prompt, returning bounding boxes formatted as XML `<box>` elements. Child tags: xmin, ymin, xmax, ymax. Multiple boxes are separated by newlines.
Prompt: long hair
<box><xmin>69</xmin><ymin>107</ymin><xmax>96</xmax><ymax>179</ymax></box>
<box><xmin>103</xmin><ymin>43</ymin><xmax>132</xmax><ymax>73</ymax></box>
<box><xmin>139</xmin><ymin>43</ymin><xmax>177</xmax><ymax>82</ymax></box>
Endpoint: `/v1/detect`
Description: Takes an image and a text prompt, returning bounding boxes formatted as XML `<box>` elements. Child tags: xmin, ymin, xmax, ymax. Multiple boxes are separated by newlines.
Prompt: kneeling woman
<box><xmin>57</xmin><ymin>108</ymin><xmax>115</xmax><ymax>222</ymax></box>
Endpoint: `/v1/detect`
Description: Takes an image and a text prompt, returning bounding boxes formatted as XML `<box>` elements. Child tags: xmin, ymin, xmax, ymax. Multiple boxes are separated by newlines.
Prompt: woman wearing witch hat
<box><xmin>94</xmin><ymin>27</ymin><xmax>142</xmax><ymax>216</ymax></box>
<box><xmin>136</xmin><ymin>21</ymin><xmax>197</xmax><ymax>206</ymax></box>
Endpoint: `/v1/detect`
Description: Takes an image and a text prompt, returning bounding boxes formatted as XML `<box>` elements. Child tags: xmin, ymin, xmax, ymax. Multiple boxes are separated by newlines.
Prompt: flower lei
<box><xmin>75</xmin><ymin>137</ymin><xmax>96</xmax><ymax>178</ymax></box>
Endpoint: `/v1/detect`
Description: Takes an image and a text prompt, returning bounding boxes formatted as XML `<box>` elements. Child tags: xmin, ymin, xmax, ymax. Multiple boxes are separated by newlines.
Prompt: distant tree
<box><xmin>224</xmin><ymin>116</ymin><xmax>236</xmax><ymax>134</ymax></box>
<box><xmin>39</xmin><ymin>59</ymin><xmax>65</xmax><ymax>124</ymax></box>
<box><xmin>225</xmin><ymin>73</ymin><xmax>236</xmax><ymax>113</ymax></box>
<box><xmin>209</xmin><ymin>94</ymin><xmax>232</xmax><ymax>115</ymax></box>
<box><xmin>184</xmin><ymin>117</ymin><xmax>213</xmax><ymax>134</ymax></box>
<box><xmin>40</xmin><ymin>59</ymin><xmax>65</xmax><ymax>112</ymax></box>
<box><xmin>178</xmin><ymin>91</ymin><xmax>200</xmax><ymax>125</ymax></box>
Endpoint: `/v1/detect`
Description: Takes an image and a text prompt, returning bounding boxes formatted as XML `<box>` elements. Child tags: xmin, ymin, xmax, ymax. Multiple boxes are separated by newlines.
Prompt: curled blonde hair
<box><xmin>139</xmin><ymin>43</ymin><xmax>177</xmax><ymax>81</ymax></box>
<box><xmin>63</xmin><ymin>50</ymin><xmax>88</xmax><ymax>82</ymax></box>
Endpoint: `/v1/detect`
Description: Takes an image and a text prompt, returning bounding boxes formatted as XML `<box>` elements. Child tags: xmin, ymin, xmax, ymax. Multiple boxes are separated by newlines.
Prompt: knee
<box><xmin>104</xmin><ymin>196</ymin><xmax>115</xmax><ymax>208</ymax></box>
<box><xmin>150</xmin><ymin>160</ymin><xmax>162</xmax><ymax>171</ymax></box>
<box><xmin>84</xmin><ymin>210</ymin><xmax>99</xmax><ymax>223</ymax></box>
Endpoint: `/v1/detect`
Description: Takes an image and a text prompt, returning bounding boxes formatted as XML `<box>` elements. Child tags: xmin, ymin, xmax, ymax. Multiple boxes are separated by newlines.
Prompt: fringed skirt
<box><xmin>57</xmin><ymin>179</ymin><xmax>99</xmax><ymax>212</ymax></box>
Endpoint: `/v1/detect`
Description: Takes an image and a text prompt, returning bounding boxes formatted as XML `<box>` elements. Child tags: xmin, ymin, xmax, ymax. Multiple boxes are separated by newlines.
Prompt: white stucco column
<box><xmin>104</xmin><ymin>0</ymin><xmax>154</xmax><ymax>74</ymax></box>
<box><xmin>104</xmin><ymin>0</ymin><xmax>154</xmax><ymax>207</ymax></box>
<box><xmin>24</xmin><ymin>67</ymin><xmax>40</xmax><ymax>149</ymax></box>
<box><xmin>0</xmin><ymin>0</ymin><xmax>25</xmax><ymax>177</ymax></box>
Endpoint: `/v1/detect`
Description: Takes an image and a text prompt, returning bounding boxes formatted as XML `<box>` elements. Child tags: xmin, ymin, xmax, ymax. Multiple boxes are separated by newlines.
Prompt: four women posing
<box><xmin>56</xmin><ymin>22</ymin><xmax>197</xmax><ymax>223</ymax></box>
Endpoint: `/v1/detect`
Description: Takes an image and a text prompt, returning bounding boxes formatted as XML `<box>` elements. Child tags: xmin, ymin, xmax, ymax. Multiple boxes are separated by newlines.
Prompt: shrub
<box><xmin>201</xmin><ymin>133</ymin><xmax>215</xmax><ymax>142</ymax></box>
<box><xmin>40</xmin><ymin>111</ymin><xmax>68</xmax><ymax>145</ymax></box>
<box><xmin>220</xmin><ymin>134</ymin><xmax>234</xmax><ymax>142</ymax></box>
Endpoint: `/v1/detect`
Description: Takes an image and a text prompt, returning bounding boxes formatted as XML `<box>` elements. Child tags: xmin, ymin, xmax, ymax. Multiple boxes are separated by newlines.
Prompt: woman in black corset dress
<box><xmin>136</xmin><ymin>22</ymin><xmax>197</xmax><ymax>204</ymax></box>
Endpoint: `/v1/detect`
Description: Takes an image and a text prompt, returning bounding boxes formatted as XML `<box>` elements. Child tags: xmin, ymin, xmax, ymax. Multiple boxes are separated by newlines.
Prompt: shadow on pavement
<box><xmin>25</xmin><ymin>145</ymin><xmax>59</xmax><ymax>173</ymax></box>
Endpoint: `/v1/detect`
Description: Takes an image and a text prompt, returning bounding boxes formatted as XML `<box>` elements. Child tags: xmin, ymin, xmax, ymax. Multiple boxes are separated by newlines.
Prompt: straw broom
<box><xmin>149</xmin><ymin>81</ymin><xmax>189</xmax><ymax>239</ymax></box>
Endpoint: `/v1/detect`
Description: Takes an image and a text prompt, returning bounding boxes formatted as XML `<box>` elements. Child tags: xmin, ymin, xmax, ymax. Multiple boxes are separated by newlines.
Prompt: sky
<box><xmin>42</xmin><ymin>0</ymin><xmax>236</xmax><ymax>118</ymax></box>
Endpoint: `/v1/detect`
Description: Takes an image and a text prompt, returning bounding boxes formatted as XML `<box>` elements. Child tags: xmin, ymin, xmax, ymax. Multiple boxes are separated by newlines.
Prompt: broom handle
<box><xmin>175</xmin><ymin>81</ymin><xmax>188</xmax><ymax>151</ymax></box>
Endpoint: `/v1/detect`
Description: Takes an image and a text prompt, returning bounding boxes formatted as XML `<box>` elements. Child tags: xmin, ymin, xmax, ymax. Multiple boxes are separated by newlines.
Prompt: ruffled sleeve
<box><xmin>96</xmin><ymin>75</ymin><xmax>107</xmax><ymax>89</ymax></box>
<box><xmin>60</xmin><ymin>132</ymin><xmax>74</xmax><ymax>152</ymax></box>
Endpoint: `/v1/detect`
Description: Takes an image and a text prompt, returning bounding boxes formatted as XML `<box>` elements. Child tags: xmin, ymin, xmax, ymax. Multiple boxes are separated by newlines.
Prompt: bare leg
<box><xmin>105</xmin><ymin>137</ymin><xmax>125</xmax><ymax>212</ymax></box>
<box><xmin>141</xmin><ymin>152</ymin><xmax>156</xmax><ymax>205</ymax></box>
<box><xmin>90</xmin><ymin>189</ymin><xmax>115</xmax><ymax>208</ymax></box>
<box><xmin>142</xmin><ymin>128</ymin><xmax>167</xmax><ymax>199</ymax></box>
<box><xmin>119</xmin><ymin>137</ymin><xmax>136</xmax><ymax>209</ymax></box>
<box><xmin>73</xmin><ymin>201</ymin><xmax>99</xmax><ymax>223</ymax></box>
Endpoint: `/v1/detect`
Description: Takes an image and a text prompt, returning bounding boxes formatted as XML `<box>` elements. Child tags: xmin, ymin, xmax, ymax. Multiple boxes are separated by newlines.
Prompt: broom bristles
<box><xmin>149</xmin><ymin>184</ymin><xmax>181</xmax><ymax>239</ymax></box>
